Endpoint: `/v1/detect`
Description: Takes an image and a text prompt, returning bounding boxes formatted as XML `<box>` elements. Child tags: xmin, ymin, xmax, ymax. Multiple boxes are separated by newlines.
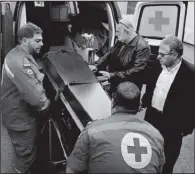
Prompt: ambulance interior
<box><xmin>13</xmin><ymin>1</ymin><xmax>161</xmax><ymax>66</ymax></box>
<box><xmin>15</xmin><ymin>1</ymin><xmax>115</xmax><ymax>59</ymax></box>
<box><xmin>10</xmin><ymin>2</ymin><xmax>116</xmax><ymax>161</ymax></box>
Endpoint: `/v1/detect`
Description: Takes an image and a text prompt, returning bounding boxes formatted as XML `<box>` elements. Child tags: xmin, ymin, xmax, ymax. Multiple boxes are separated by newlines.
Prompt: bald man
<box><xmin>66</xmin><ymin>82</ymin><xmax>165</xmax><ymax>173</ymax></box>
<box><xmin>94</xmin><ymin>16</ymin><xmax>151</xmax><ymax>96</ymax></box>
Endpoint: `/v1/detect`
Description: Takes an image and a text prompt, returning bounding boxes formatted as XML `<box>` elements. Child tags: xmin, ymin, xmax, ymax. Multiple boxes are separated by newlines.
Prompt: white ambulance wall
<box><xmin>183</xmin><ymin>43</ymin><xmax>194</xmax><ymax>64</ymax></box>
<box><xmin>183</xmin><ymin>2</ymin><xmax>194</xmax><ymax>45</ymax></box>
<box><xmin>183</xmin><ymin>2</ymin><xmax>194</xmax><ymax>65</ymax></box>
<box><xmin>117</xmin><ymin>2</ymin><xmax>136</xmax><ymax>25</ymax></box>
<box><xmin>117</xmin><ymin>2</ymin><xmax>128</xmax><ymax>14</ymax></box>
<box><xmin>9</xmin><ymin>2</ymin><xmax>16</xmax><ymax>15</ymax></box>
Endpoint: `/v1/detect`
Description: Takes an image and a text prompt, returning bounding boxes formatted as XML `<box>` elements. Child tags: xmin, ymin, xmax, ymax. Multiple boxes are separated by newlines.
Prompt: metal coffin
<box><xmin>41</xmin><ymin>47</ymin><xmax>111</xmax><ymax>156</ymax></box>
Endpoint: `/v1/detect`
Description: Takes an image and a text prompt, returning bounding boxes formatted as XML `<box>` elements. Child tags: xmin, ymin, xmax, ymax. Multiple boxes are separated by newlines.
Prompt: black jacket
<box><xmin>142</xmin><ymin>60</ymin><xmax>195</xmax><ymax>136</ymax></box>
<box><xmin>97</xmin><ymin>35</ymin><xmax>151</xmax><ymax>89</ymax></box>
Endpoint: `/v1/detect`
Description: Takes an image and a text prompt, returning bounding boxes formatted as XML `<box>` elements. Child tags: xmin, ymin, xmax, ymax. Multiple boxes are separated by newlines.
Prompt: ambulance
<box><xmin>0</xmin><ymin>2</ymin><xmax>121</xmax><ymax>169</ymax></box>
<box><xmin>1</xmin><ymin>1</ymin><xmax>194</xmax><ymax>65</ymax></box>
<box><xmin>118</xmin><ymin>1</ymin><xmax>194</xmax><ymax>65</ymax></box>
<box><xmin>0</xmin><ymin>1</ymin><xmax>194</xmax><ymax>171</ymax></box>
<box><xmin>0</xmin><ymin>1</ymin><xmax>121</xmax><ymax>63</ymax></box>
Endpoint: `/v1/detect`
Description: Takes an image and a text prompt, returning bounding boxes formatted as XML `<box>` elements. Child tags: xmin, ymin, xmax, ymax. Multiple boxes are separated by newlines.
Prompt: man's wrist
<box><xmin>38</xmin><ymin>99</ymin><xmax>51</xmax><ymax>111</ymax></box>
<box><xmin>109</xmin><ymin>73</ymin><xmax>115</xmax><ymax>79</ymax></box>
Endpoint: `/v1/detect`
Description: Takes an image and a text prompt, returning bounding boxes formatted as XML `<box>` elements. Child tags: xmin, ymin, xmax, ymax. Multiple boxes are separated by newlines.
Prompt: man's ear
<box><xmin>21</xmin><ymin>38</ymin><xmax>28</xmax><ymax>45</ymax></box>
<box><xmin>124</xmin><ymin>29</ymin><xmax>129</xmax><ymax>35</ymax></box>
<box><xmin>111</xmin><ymin>98</ymin><xmax>116</xmax><ymax>108</ymax></box>
<box><xmin>172</xmin><ymin>52</ymin><xmax>179</xmax><ymax>60</ymax></box>
<box><xmin>111</xmin><ymin>92</ymin><xmax>117</xmax><ymax>108</ymax></box>
<box><xmin>124</xmin><ymin>29</ymin><xmax>131</xmax><ymax>35</ymax></box>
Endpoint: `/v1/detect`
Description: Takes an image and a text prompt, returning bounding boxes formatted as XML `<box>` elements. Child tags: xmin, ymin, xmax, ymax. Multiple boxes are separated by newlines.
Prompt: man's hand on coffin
<box><xmin>40</xmin><ymin>84</ymin><xmax>65</xmax><ymax>117</ymax></box>
<box><xmin>99</xmin><ymin>71</ymin><xmax>111</xmax><ymax>79</ymax></box>
<box><xmin>88</xmin><ymin>65</ymin><xmax>97</xmax><ymax>72</ymax></box>
<box><xmin>39</xmin><ymin>99</ymin><xmax>52</xmax><ymax>117</ymax></box>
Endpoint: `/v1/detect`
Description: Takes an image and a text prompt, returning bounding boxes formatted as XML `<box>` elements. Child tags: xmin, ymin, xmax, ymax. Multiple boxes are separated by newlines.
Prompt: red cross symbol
<box><xmin>121</xmin><ymin>132</ymin><xmax>152</xmax><ymax>169</ymax></box>
<box><xmin>149</xmin><ymin>11</ymin><xmax>169</xmax><ymax>31</ymax></box>
<box><xmin>127</xmin><ymin>138</ymin><xmax>148</xmax><ymax>162</ymax></box>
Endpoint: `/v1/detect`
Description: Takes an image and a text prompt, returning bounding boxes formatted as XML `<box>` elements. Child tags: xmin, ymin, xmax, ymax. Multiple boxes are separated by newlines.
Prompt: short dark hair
<box><xmin>162</xmin><ymin>35</ymin><xmax>183</xmax><ymax>57</ymax></box>
<box><xmin>114</xmin><ymin>82</ymin><xmax>140</xmax><ymax>110</ymax></box>
<box><xmin>17</xmin><ymin>22</ymin><xmax>43</xmax><ymax>43</ymax></box>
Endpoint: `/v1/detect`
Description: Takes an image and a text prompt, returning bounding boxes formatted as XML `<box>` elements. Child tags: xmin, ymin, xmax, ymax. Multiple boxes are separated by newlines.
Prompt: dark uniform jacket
<box><xmin>1</xmin><ymin>45</ymin><xmax>49</xmax><ymax>131</ymax></box>
<box><xmin>67</xmin><ymin>111</ymin><xmax>165</xmax><ymax>173</ymax></box>
<box><xmin>96</xmin><ymin>35</ymin><xmax>151</xmax><ymax>90</ymax></box>
<box><xmin>142</xmin><ymin>59</ymin><xmax>195</xmax><ymax>136</ymax></box>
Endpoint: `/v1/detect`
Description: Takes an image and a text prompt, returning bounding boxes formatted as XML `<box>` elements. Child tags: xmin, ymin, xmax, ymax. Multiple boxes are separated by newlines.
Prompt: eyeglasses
<box><xmin>158</xmin><ymin>52</ymin><xmax>173</xmax><ymax>57</ymax></box>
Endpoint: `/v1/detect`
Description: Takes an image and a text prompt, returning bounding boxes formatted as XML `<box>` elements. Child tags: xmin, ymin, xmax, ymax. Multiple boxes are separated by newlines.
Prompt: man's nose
<box><xmin>157</xmin><ymin>54</ymin><xmax>162</xmax><ymax>60</ymax></box>
<box><xmin>40</xmin><ymin>41</ymin><xmax>43</xmax><ymax>46</ymax></box>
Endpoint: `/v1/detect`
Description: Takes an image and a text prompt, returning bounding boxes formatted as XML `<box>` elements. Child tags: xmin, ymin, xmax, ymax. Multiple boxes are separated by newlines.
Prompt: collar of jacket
<box><xmin>16</xmin><ymin>45</ymin><xmax>38</xmax><ymax>65</ymax></box>
<box><xmin>127</xmin><ymin>34</ymin><xmax>140</xmax><ymax>47</ymax></box>
<box><xmin>112</xmin><ymin>108</ymin><xmax>138</xmax><ymax>115</ymax></box>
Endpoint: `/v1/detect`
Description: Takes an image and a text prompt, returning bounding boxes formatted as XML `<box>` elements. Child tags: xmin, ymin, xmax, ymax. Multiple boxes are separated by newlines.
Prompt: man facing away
<box><xmin>1</xmin><ymin>22</ymin><xmax>50</xmax><ymax>173</ymax></box>
<box><xmin>142</xmin><ymin>35</ymin><xmax>194</xmax><ymax>174</ymax></box>
<box><xmin>66</xmin><ymin>82</ymin><xmax>165</xmax><ymax>173</ymax></box>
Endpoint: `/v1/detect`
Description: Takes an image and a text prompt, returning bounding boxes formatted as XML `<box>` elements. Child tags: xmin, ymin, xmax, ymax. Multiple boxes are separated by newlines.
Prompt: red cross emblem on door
<box><xmin>149</xmin><ymin>11</ymin><xmax>170</xmax><ymax>31</ymax></box>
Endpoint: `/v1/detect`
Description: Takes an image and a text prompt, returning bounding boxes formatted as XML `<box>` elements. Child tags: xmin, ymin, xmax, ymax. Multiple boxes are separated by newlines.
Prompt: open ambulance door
<box><xmin>133</xmin><ymin>1</ymin><xmax>187</xmax><ymax>56</ymax></box>
<box><xmin>0</xmin><ymin>2</ymin><xmax>2</xmax><ymax>81</ymax></box>
<box><xmin>13</xmin><ymin>1</ymin><xmax>27</xmax><ymax>45</ymax></box>
<box><xmin>0</xmin><ymin>2</ymin><xmax>2</xmax><ymax>70</ymax></box>
<box><xmin>1</xmin><ymin>2</ymin><xmax>15</xmax><ymax>66</ymax></box>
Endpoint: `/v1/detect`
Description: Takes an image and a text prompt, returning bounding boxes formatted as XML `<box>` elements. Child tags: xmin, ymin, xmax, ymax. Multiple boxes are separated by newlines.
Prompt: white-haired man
<box><xmin>93</xmin><ymin>16</ymin><xmax>151</xmax><ymax>96</ymax></box>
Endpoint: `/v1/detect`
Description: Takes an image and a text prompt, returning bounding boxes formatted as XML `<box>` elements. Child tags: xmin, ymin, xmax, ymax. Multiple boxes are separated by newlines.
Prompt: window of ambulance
<box><xmin>137</xmin><ymin>5</ymin><xmax>180</xmax><ymax>39</ymax></box>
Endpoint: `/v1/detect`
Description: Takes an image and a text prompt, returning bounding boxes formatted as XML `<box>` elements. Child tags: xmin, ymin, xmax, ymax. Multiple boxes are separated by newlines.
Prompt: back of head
<box><xmin>114</xmin><ymin>82</ymin><xmax>140</xmax><ymax>111</ymax></box>
<box><xmin>161</xmin><ymin>35</ymin><xmax>183</xmax><ymax>57</ymax></box>
<box><xmin>17</xmin><ymin>22</ymin><xmax>43</xmax><ymax>44</ymax></box>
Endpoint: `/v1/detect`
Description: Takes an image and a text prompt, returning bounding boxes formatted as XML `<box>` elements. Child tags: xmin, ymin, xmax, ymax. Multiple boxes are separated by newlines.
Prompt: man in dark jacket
<box><xmin>94</xmin><ymin>16</ymin><xmax>151</xmax><ymax>95</ymax></box>
<box><xmin>141</xmin><ymin>35</ymin><xmax>194</xmax><ymax>174</ymax></box>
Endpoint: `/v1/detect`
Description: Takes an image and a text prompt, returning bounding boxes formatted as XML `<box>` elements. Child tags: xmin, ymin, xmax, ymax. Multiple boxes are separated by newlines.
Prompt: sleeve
<box><xmin>159</xmin><ymin>151</ymin><xmax>166</xmax><ymax>173</ymax></box>
<box><xmin>5</xmin><ymin>59</ymin><xmax>49</xmax><ymax>111</ymax></box>
<box><xmin>96</xmin><ymin>46</ymin><xmax>113</xmax><ymax>70</ymax></box>
<box><xmin>141</xmin><ymin>83</ymin><xmax>154</xmax><ymax>108</ymax></box>
<box><xmin>113</xmin><ymin>47</ymin><xmax>151</xmax><ymax>81</ymax></box>
<box><xmin>182</xmin><ymin>71</ymin><xmax>195</xmax><ymax>136</ymax></box>
<box><xmin>66</xmin><ymin>126</ymin><xmax>90</xmax><ymax>172</ymax></box>
<box><xmin>95</xmin><ymin>27</ymin><xmax>108</xmax><ymax>50</ymax></box>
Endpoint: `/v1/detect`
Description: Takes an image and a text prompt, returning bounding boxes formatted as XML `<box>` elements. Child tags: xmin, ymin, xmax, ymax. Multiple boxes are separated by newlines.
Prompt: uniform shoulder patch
<box><xmin>22</xmin><ymin>57</ymin><xmax>31</xmax><ymax>67</ymax></box>
<box><xmin>121</xmin><ymin>132</ymin><xmax>152</xmax><ymax>169</ymax></box>
<box><xmin>26</xmin><ymin>68</ymin><xmax>34</xmax><ymax>76</ymax></box>
<box><xmin>22</xmin><ymin>57</ymin><xmax>35</xmax><ymax>76</ymax></box>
